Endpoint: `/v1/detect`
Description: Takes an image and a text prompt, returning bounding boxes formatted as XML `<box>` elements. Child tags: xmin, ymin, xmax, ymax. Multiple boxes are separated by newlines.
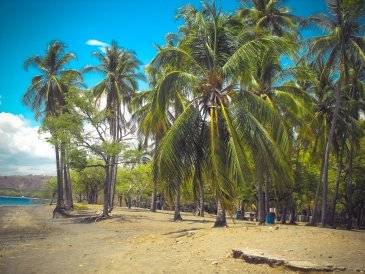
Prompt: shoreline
<box><xmin>1</xmin><ymin>205</ymin><xmax>364</xmax><ymax>273</ymax></box>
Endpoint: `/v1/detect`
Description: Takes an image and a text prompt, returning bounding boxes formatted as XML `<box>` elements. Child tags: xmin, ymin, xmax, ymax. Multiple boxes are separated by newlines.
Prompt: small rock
<box><xmin>275</xmin><ymin>226</ymin><xmax>279</xmax><ymax>230</ymax></box>
<box><xmin>211</xmin><ymin>261</ymin><xmax>218</xmax><ymax>265</ymax></box>
<box><xmin>328</xmin><ymin>256</ymin><xmax>332</xmax><ymax>258</ymax></box>
<box><xmin>287</xmin><ymin>249</ymin><xmax>294</xmax><ymax>252</ymax></box>
<box><xmin>259</xmin><ymin>252</ymin><xmax>264</xmax><ymax>256</ymax></box>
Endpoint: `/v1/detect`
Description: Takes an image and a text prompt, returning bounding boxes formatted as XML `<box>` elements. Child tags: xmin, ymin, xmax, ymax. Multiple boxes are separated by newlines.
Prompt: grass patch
<box><xmin>74</xmin><ymin>203</ymin><xmax>89</xmax><ymax>210</ymax></box>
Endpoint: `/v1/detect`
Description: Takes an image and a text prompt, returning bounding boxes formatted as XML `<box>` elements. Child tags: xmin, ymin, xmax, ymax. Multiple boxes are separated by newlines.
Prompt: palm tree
<box><xmin>151</xmin><ymin>1</ymin><xmax>293</xmax><ymax>227</ymax></box>
<box><xmin>131</xmin><ymin>65</ymin><xmax>170</xmax><ymax>212</ymax></box>
<box><xmin>302</xmin><ymin>0</ymin><xmax>365</xmax><ymax>227</ymax></box>
<box><xmin>83</xmin><ymin>41</ymin><xmax>144</xmax><ymax>216</ymax></box>
<box><xmin>23</xmin><ymin>40</ymin><xmax>79</xmax><ymax>216</ymax></box>
<box><xmin>238</xmin><ymin>0</ymin><xmax>300</xmax><ymax>39</ymax></box>
<box><xmin>238</xmin><ymin>0</ymin><xmax>301</xmax><ymax>223</ymax></box>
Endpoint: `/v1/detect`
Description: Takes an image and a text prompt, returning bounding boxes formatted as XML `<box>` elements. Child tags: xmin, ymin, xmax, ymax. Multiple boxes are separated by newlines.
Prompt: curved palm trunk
<box><xmin>214</xmin><ymin>200</ymin><xmax>227</xmax><ymax>227</ymax></box>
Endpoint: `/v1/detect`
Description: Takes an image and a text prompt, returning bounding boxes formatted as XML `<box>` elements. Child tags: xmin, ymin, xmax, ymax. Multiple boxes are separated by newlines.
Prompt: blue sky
<box><xmin>0</xmin><ymin>0</ymin><xmax>327</xmax><ymax>175</ymax></box>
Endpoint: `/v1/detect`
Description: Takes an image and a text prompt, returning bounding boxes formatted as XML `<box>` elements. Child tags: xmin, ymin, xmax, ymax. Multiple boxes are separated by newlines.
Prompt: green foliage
<box><xmin>74</xmin><ymin>203</ymin><xmax>89</xmax><ymax>210</ymax></box>
<box><xmin>116</xmin><ymin>162</ymin><xmax>153</xmax><ymax>206</ymax></box>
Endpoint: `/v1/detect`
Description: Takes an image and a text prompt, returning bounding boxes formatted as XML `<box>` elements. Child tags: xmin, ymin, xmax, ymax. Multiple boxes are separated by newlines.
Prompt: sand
<box><xmin>0</xmin><ymin>205</ymin><xmax>364</xmax><ymax>274</ymax></box>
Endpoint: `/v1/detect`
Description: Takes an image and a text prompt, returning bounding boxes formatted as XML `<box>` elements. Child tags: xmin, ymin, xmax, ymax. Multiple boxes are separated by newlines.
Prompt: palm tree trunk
<box><xmin>330</xmin><ymin>142</ymin><xmax>344</xmax><ymax>227</ymax></box>
<box><xmin>214</xmin><ymin>200</ymin><xmax>227</xmax><ymax>227</ymax></box>
<box><xmin>199</xmin><ymin>180</ymin><xmax>205</xmax><ymax>217</ymax></box>
<box><xmin>310</xmin><ymin>156</ymin><xmax>325</xmax><ymax>226</ymax></box>
<box><xmin>258</xmin><ymin>177</ymin><xmax>265</xmax><ymax>224</ymax></box>
<box><xmin>151</xmin><ymin>134</ymin><xmax>161</xmax><ymax>212</ymax></box>
<box><xmin>108</xmin><ymin>158</ymin><xmax>117</xmax><ymax>212</ymax></box>
<box><xmin>321</xmin><ymin>83</ymin><xmax>341</xmax><ymax>227</ymax></box>
<box><xmin>265</xmin><ymin>174</ymin><xmax>270</xmax><ymax>217</ymax></box>
<box><xmin>173</xmin><ymin>182</ymin><xmax>182</xmax><ymax>221</ymax></box>
<box><xmin>55</xmin><ymin>144</ymin><xmax>64</xmax><ymax>209</ymax></box>
<box><xmin>102</xmin><ymin>161</ymin><xmax>111</xmax><ymax>217</ymax></box>
<box><xmin>290</xmin><ymin>147</ymin><xmax>301</xmax><ymax>224</ymax></box>
<box><xmin>289</xmin><ymin>197</ymin><xmax>296</xmax><ymax>224</ymax></box>
<box><xmin>346</xmin><ymin>143</ymin><xmax>353</xmax><ymax>230</ymax></box>
<box><xmin>63</xmin><ymin>162</ymin><xmax>73</xmax><ymax>210</ymax></box>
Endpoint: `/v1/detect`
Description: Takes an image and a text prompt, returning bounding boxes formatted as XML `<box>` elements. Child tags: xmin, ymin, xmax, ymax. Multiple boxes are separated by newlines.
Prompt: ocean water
<box><xmin>0</xmin><ymin>196</ymin><xmax>49</xmax><ymax>207</ymax></box>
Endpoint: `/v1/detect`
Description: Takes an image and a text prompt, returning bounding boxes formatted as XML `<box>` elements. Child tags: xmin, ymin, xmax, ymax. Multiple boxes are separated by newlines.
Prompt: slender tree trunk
<box><xmin>199</xmin><ymin>180</ymin><xmax>205</xmax><ymax>217</ymax></box>
<box><xmin>289</xmin><ymin>198</ymin><xmax>296</xmax><ymax>224</ymax></box>
<box><xmin>330</xmin><ymin>143</ymin><xmax>344</xmax><ymax>227</ymax></box>
<box><xmin>281</xmin><ymin>206</ymin><xmax>287</xmax><ymax>224</ymax></box>
<box><xmin>265</xmin><ymin>174</ymin><xmax>270</xmax><ymax>217</ymax></box>
<box><xmin>55</xmin><ymin>144</ymin><xmax>64</xmax><ymax>209</ymax></box>
<box><xmin>310</xmin><ymin>156</ymin><xmax>325</xmax><ymax>226</ymax></box>
<box><xmin>257</xmin><ymin>177</ymin><xmax>265</xmax><ymax>224</ymax></box>
<box><xmin>346</xmin><ymin>144</ymin><xmax>353</xmax><ymax>230</ymax></box>
<box><xmin>290</xmin><ymin>147</ymin><xmax>301</xmax><ymax>225</ymax></box>
<box><xmin>321</xmin><ymin>69</ymin><xmax>343</xmax><ymax>227</ymax></box>
<box><xmin>63</xmin><ymin>161</ymin><xmax>73</xmax><ymax>211</ymax></box>
<box><xmin>214</xmin><ymin>200</ymin><xmax>227</xmax><ymax>227</ymax></box>
<box><xmin>151</xmin><ymin>134</ymin><xmax>161</xmax><ymax>212</ymax></box>
<box><xmin>102</xmin><ymin>162</ymin><xmax>110</xmax><ymax>217</ymax></box>
<box><xmin>62</xmin><ymin>144</ymin><xmax>73</xmax><ymax>210</ymax></box>
<box><xmin>108</xmin><ymin>159</ymin><xmax>117</xmax><ymax>212</ymax></box>
<box><xmin>173</xmin><ymin>182</ymin><xmax>182</xmax><ymax>221</ymax></box>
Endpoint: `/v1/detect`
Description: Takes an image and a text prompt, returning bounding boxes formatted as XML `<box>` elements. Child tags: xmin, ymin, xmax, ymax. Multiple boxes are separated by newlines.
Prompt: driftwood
<box><xmin>232</xmin><ymin>248</ymin><xmax>348</xmax><ymax>272</ymax></box>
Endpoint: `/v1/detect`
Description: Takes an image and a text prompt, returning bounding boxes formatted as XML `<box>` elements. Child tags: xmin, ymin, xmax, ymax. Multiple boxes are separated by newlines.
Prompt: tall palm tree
<box><xmin>131</xmin><ymin>65</ymin><xmax>170</xmax><ymax>212</ymax></box>
<box><xmin>239</xmin><ymin>0</ymin><xmax>301</xmax><ymax>223</ymax></box>
<box><xmin>83</xmin><ymin>41</ymin><xmax>144</xmax><ymax>216</ymax></box>
<box><xmin>23</xmin><ymin>40</ymin><xmax>79</xmax><ymax>215</ymax></box>
<box><xmin>151</xmin><ymin>1</ymin><xmax>293</xmax><ymax>227</ymax></box>
<box><xmin>302</xmin><ymin>0</ymin><xmax>365</xmax><ymax>227</ymax></box>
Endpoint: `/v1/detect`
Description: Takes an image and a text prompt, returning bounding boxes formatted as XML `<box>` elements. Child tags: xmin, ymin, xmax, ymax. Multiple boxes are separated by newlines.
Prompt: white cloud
<box><xmin>0</xmin><ymin>113</ymin><xmax>55</xmax><ymax>175</ymax></box>
<box><xmin>86</xmin><ymin>39</ymin><xmax>109</xmax><ymax>52</ymax></box>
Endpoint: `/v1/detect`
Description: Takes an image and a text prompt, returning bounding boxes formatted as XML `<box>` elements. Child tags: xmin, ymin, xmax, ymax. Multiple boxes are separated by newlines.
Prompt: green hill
<box><xmin>0</xmin><ymin>175</ymin><xmax>52</xmax><ymax>197</ymax></box>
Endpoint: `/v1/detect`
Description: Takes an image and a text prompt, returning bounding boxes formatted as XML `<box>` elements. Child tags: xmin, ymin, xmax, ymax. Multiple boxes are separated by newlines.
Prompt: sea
<box><xmin>0</xmin><ymin>196</ymin><xmax>50</xmax><ymax>207</ymax></box>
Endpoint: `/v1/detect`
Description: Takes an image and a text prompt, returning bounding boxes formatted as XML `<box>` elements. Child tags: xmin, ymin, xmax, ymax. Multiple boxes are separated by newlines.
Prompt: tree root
<box><xmin>81</xmin><ymin>215</ymin><xmax>111</xmax><ymax>224</ymax></box>
<box><xmin>53</xmin><ymin>207</ymin><xmax>70</xmax><ymax>219</ymax></box>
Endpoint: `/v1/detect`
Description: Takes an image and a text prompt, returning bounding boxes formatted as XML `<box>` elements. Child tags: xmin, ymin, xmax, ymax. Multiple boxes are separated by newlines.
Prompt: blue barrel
<box><xmin>266</xmin><ymin>214</ymin><xmax>275</xmax><ymax>224</ymax></box>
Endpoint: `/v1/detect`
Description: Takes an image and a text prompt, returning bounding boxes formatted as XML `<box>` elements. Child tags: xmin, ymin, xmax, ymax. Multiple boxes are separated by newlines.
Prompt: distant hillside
<box><xmin>0</xmin><ymin>175</ymin><xmax>53</xmax><ymax>197</ymax></box>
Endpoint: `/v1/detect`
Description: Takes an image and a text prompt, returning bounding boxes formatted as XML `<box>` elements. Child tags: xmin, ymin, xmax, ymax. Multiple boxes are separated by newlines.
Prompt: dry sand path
<box><xmin>0</xmin><ymin>205</ymin><xmax>364</xmax><ymax>274</ymax></box>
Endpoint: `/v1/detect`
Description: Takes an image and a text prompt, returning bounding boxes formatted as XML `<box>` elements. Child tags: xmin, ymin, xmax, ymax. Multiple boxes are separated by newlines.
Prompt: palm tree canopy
<box><xmin>23</xmin><ymin>40</ymin><xmax>78</xmax><ymax>118</ymax></box>
<box><xmin>151</xmin><ymin>1</ymin><xmax>294</xmax><ymax>211</ymax></box>
<box><xmin>83</xmin><ymin>41</ymin><xmax>145</xmax><ymax>112</ymax></box>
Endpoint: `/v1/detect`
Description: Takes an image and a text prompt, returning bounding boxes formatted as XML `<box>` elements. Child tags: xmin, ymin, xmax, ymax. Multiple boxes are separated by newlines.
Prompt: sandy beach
<box><xmin>0</xmin><ymin>205</ymin><xmax>364</xmax><ymax>274</ymax></box>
